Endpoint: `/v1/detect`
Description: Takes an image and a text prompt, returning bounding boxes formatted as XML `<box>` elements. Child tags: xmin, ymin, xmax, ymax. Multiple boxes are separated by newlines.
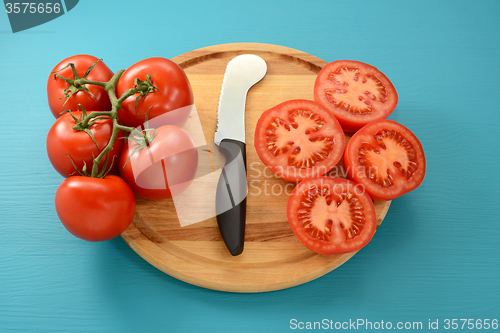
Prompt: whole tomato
<box><xmin>119</xmin><ymin>125</ymin><xmax>198</xmax><ymax>200</ymax></box>
<box><xmin>55</xmin><ymin>175</ymin><xmax>136</xmax><ymax>242</ymax></box>
<box><xmin>116</xmin><ymin>57</ymin><xmax>193</xmax><ymax>129</ymax></box>
<box><xmin>46</xmin><ymin>111</ymin><xmax>124</xmax><ymax>178</ymax></box>
<box><xmin>47</xmin><ymin>55</ymin><xmax>114</xmax><ymax>118</ymax></box>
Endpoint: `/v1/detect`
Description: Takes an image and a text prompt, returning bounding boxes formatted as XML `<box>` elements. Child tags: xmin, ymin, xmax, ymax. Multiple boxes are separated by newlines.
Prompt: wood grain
<box><xmin>120</xmin><ymin>43</ymin><xmax>391</xmax><ymax>293</ymax></box>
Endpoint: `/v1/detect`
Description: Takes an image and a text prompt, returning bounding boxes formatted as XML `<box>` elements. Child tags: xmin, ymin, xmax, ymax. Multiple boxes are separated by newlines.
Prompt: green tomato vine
<box><xmin>53</xmin><ymin>59</ymin><xmax>158</xmax><ymax>178</ymax></box>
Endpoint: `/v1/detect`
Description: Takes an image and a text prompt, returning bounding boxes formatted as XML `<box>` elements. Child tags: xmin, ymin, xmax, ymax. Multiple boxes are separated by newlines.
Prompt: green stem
<box><xmin>75</xmin><ymin>111</ymin><xmax>113</xmax><ymax>129</ymax></box>
<box><xmin>115</xmin><ymin>123</ymin><xmax>137</xmax><ymax>133</ymax></box>
<box><xmin>89</xmin><ymin>69</ymin><xmax>154</xmax><ymax>177</ymax></box>
<box><xmin>104</xmin><ymin>69</ymin><xmax>125</xmax><ymax>108</ymax></box>
<box><xmin>76</xmin><ymin>70</ymin><xmax>133</xmax><ymax>130</ymax></box>
<box><xmin>74</xmin><ymin>78</ymin><xmax>106</xmax><ymax>88</ymax></box>
<box><xmin>60</xmin><ymin>63</ymin><xmax>156</xmax><ymax>177</ymax></box>
<box><xmin>117</xmin><ymin>85</ymin><xmax>149</xmax><ymax>105</ymax></box>
<box><xmin>90</xmin><ymin>118</ymin><xmax>122</xmax><ymax>178</ymax></box>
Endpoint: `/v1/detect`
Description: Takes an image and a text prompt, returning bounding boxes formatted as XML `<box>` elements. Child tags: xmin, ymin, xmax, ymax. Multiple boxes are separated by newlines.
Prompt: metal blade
<box><xmin>214</xmin><ymin>54</ymin><xmax>267</xmax><ymax>145</ymax></box>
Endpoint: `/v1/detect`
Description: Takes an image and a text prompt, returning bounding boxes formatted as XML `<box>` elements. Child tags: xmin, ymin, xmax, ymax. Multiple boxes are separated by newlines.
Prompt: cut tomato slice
<box><xmin>314</xmin><ymin>60</ymin><xmax>398</xmax><ymax>132</ymax></box>
<box><xmin>254</xmin><ymin>99</ymin><xmax>345</xmax><ymax>182</ymax></box>
<box><xmin>287</xmin><ymin>177</ymin><xmax>377</xmax><ymax>254</ymax></box>
<box><xmin>344</xmin><ymin>119</ymin><xmax>426</xmax><ymax>200</ymax></box>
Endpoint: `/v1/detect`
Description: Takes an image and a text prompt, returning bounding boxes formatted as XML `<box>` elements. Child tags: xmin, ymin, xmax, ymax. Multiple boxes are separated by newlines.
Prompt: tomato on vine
<box><xmin>47</xmin><ymin>54</ymin><xmax>198</xmax><ymax>241</ymax></box>
<box><xmin>116</xmin><ymin>57</ymin><xmax>193</xmax><ymax>129</ymax></box>
<box><xmin>47</xmin><ymin>55</ymin><xmax>114</xmax><ymax>118</ymax></box>
<box><xmin>46</xmin><ymin>110</ymin><xmax>124</xmax><ymax>178</ymax></box>
<box><xmin>55</xmin><ymin>175</ymin><xmax>136</xmax><ymax>242</ymax></box>
<box><xmin>119</xmin><ymin>125</ymin><xmax>198</xmax><ymax>200</ymax></box>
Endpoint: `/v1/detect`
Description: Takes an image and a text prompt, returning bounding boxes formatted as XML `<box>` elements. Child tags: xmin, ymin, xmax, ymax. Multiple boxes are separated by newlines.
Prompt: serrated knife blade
<box><xmin>214</xmin><ymin>54</ymin><xmax>267</xmax><ymax>145</ymax></box>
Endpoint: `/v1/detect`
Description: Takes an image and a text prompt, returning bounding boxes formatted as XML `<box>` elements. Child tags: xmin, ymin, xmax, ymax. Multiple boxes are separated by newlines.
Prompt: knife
<box><xmin>214</xmin><ymin>54</ymin><xmax>267</xmax><ymax>256</ymax></box>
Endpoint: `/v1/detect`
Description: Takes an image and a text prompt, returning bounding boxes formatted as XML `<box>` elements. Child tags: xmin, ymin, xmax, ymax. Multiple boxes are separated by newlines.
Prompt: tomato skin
<box><xmin>116</xmin><ymin>57</ymin><xmax>193</xmax><ymax>129</ymax></box>
<box><xmin>47</xmin><ymin>55</ymin><xmax>114</xmax><ymax>119</ymax></box>
<box><xmin>254</xmin><ymin>99</ymin><xmax>345</xmax><ymax>182</ymax></box>
<box><xmin>314</xmin><ymin>60</ymin><xmax>398</xmax><ymax>132</ymax></box>
<box><xmin>119</xmin><ymin>125</ymin><xmax>198</xmax><ymax>200</ymax></box>
<box><xmin>287</xmin><ymin>177</ymin><xmax>377</xmax><ymax>254</ymax></box>
<box><xmin>55</xmin><ymin>175</ymin><xmax>136</xmax><ymax>242</ymax></box>
<box><xmin>344</xmin><ymin>119</ymin><xmax>426</xmax><ymax>200</ymax></box>
<box><xmin>46</xmin><ymin>111</ymin><xmax>124</xmax><ymax>178</ymax></box>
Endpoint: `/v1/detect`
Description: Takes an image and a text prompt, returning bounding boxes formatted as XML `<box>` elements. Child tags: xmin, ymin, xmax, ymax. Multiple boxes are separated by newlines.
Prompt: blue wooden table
<box><xmin>1</xmin><ymin>1</ymin><xmax>499</xmax><ymax>331</ymax></box>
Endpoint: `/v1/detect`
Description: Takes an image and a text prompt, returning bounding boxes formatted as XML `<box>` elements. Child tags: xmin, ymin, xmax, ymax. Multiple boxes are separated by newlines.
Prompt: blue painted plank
<box><xmin>1</xmin><ymin>0</ymin><xmax>499</xmax><ymax>331</ymax></box>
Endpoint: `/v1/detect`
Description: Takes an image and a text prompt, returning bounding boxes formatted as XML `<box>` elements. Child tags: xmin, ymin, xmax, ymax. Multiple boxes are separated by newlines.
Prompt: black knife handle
<box><xmin>215</xmin><ymin>139</ymin><xmax>247</xmax><ymax>256</ymax></box>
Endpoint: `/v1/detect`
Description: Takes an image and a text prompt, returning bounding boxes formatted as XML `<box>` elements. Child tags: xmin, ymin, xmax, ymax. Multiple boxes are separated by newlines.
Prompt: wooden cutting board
<box><xmin>120</xmin><ymin>43</ymin><xmax>391</xmax><ymax>293</ymax></box>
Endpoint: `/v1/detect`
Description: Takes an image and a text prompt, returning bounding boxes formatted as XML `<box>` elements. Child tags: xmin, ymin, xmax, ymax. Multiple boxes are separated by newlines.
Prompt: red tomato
<box><xmin>254</xmin><ymin>99</ymin><xmax>345</xmax><ymax>182</ymax></box>
<box><xmin>119</xmin><ymin>125</ymin><xmax>198</xmax><ymax>200</ymax></box>
<box><xmin>47</xmin><ymin>55</ymin><xmax>114</xmax><ymax>118</ymax></box>
<box><xmin>116</xmin><ymin>57</ymin><xmax>193</xmax><ymax>129</ymax></box>
<box><xmin>344</xmin><ymin>119</ymin><xmax>426</xmax><ymax>200</ymax></box>
<box><xmin>55</xmin><ymin>175</ymin><xmax>136</xmax><ymax>242</ymax></box>
<box><xmin>46</xmin><ymin>111</ymin><xmax>124</xmax><ymax>178</ymax></box>
<box><xmin>287</xmin><ymin>177</ymin><xmax>377</xmax><ymax>254</ymax></box>
<box><xmin>314</xmin><ymin>60</ymin><xmax>398</xmax><ymax>132</ymax></box>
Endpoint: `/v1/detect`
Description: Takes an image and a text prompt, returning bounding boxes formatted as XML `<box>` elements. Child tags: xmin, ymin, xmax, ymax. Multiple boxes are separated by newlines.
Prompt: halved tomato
<box><xmin>314</xmin><ymin>60</ymin><xmax>398</xmax><ymax>132</ymax></box>
<box><xmin>287</xmin><ymin>177</ymin><xmax>377</xmax><ymax>254</ymax></box>
<box><xmin>344</xmin><ymin>119</ymin><xmax>425</xmax><ymax>200</ymax></box>
<box><xmin>254</xmin><ymin>99</ymin><xmax>345</xmax><ymax>182</ymax></box>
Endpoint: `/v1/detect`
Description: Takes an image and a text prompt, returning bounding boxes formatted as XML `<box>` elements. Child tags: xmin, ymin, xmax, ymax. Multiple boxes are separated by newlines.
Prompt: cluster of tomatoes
<box><xmin>254</xmin><ymin>60</ymin><xmax>426</xmax><ymax>255</ymax></box>
<box><xmin>46</xmin><ymin>55</ymin><xmax>197</xmax><ymax>241</ymax></box>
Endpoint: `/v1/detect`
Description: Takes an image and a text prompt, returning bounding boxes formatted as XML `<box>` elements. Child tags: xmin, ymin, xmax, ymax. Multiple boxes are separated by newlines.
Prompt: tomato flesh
<box><xmin>344</xmin><ymin>119</ymin><xmax>425</xmax><ymax>200</ymax></box>
<box><xmin>254</xmin><ymin>100</ymin><xmax>345</xmax><ymax>182</ymax></box>
<box><xmin>314</xmin><ymin>60</ymin><xmax>398</xmax><ymax>132</ymax></box>
<box><xmin>287</xmin><ymin>177</ymin><xmax>377</xmax><ymax>254</ymax></box>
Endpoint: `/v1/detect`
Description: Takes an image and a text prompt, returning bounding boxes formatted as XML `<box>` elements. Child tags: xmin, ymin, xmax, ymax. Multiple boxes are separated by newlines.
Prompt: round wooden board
<box><xmin>120</xmin><ymin>43</ymin><xmax>391</xmax><ymax>293</ymax></box>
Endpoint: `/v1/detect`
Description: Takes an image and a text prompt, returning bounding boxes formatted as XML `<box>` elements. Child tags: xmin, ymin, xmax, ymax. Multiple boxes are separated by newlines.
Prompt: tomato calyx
<box><xmin>130</xmin><ymin>74</ymin><xmax>160</xmax><ymax>115</ymax></box>
<box><xmin>66</xmin><ymin>150</ymin><xmax>115</xmax><ymax>179</ymax></box>
<box><xmin>121</xmin><ymin>110</ymin><xmax>156</xmax><ymax>168</ymax></box>
<box><xmin>59</xmin><ymin>105</ymin><xmax>118</xmax><ymax>178</ymax></box>
<box><xmin>52</xmin><ymin>59</ymin><xmax>105</xmax><ymax>113</ymax></box>
<box><xmin>122</xmin><ymin>128</ymin><xmax>156</xmax><ymax>167</ymax></box>
<box><xmin>62</xmin><ymin>105</ymin><xmax>112</xmax><ymax>150</ymax></box>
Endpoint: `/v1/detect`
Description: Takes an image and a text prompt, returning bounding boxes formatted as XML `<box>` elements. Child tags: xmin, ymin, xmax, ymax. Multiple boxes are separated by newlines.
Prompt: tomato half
<box><xmin>120</xmin><ymin>125</ymin><xmax>198</xmax><ymax>200</ymax></box>
<box><xmin>254</xmin><ymin>99</ymin><xmax>345</xmax><ymax>182</ymax></box>
<box><xmin>55</xmin><ymin>175</ymin><xmax>136</xmax><ymax>242</ymax></box>
<box><xmin>314</xmin><ymin>60</ymin><xmax>398</xmax><ymax>132</ymax></box>
<box><xmin>344</xmin><ymin>119</ymin><xmax>426</xmax><ymax>200</ymax></box>
<box><xmin>47</xmin><ymin>55</ymin><xmax>114</xmax><ymax>118</ymax></box>
<box><xmin>116</xmin><ymin>57</ymin><xmax>193</xmax><ymax>129</ymax></box>
<box><xmin>287</xmin><ymin>177</ymin><xmax>377</xmax><ymax>254</ymax></box>
<box><xmin>46</xmin><ymin>111</ymin><xmax>123</xmax><ymax>178</ymax></box>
